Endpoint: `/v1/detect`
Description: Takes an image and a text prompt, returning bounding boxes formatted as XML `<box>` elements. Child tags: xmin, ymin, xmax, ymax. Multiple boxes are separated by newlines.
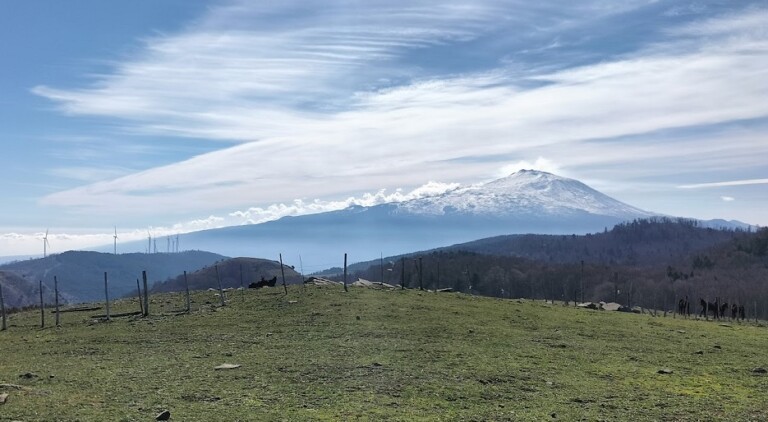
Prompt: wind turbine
<box><xmin>43</xmin><ymin>229</ymin><xmax>50</xmax><ymax>258</ymax></box>
<box><xmin>113</xmin><ymin>227</ymin><xmax>118</xmax><ymax>255</ymax></box>
<box><xmin>147</xmin><ymin>231</ymin><xmax>152</xmax><ymax>254</ymax></box>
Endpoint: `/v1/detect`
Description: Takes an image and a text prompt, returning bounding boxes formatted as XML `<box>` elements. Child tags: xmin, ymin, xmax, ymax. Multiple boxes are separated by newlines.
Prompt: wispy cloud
<box><xmin>679</xmin><ymin>178</ymin><xmax>768</xmax><ymax>189</ymax></box>
<box><xmin>721</xmin><ymin>196</ymin><xmax>735</xmax><ymax>202</ymax></box>
<box><xmin>27</xmin><ymin>2</ymin><xmax>768</xmax><ymax>228</ymax></box>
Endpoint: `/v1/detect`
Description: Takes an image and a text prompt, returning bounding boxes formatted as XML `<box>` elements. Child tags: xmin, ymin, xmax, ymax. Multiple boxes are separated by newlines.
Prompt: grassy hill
<box><xmin>2</xmin><ymin>285</ymin><xmax>767</xmax><ymax>420</ymax></box>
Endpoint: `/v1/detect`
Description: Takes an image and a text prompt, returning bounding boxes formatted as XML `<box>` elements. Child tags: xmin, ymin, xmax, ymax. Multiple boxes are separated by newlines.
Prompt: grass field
<box><xmin>2</xmin><ymin>285</ymin><xmax>768</xmax><ymax>421</ymax></box>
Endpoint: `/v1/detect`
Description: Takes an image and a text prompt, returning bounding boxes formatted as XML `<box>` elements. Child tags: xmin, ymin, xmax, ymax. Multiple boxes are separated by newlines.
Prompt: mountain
<box><xmin>396</xmin><ymin>169</ymin><xmax>653</xmax><ymax>219</ymax></box>
<box><xmin>150</xmin><ymin>257</ymin><xmax>303</xmax><ymax>293</ymax></box>
<box><xmin>141</xmin><ymin>170</ymin><xmax>659</xmax><ymax>267</ymax></box>
<box><xmin>0</xmin><ymin>250</ymin><xmax>227</xmax><ymax>305</ymax></box>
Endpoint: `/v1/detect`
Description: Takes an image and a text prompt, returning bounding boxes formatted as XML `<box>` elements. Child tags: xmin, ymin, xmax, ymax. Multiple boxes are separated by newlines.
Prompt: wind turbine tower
<box><xmin>43</xmin><ymin>229</ymin><xmax>50</xmax><ymax>258</ymax></box>
<box><xmin>113</xmin><ymin>227</ymin><xmax>119</xmax><ymax>255</ymax></box>
<box><xmin>147</xmin><ymin>231</ymin><xmax>152</xmax><ymax>254</ymax></box>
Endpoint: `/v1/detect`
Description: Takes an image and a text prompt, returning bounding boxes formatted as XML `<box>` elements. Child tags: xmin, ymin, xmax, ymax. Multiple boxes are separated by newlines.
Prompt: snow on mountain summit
<box><xmin>395</xmin><ymin>170</ymin><xmax>654</xmax><ymax>219</ymax></box>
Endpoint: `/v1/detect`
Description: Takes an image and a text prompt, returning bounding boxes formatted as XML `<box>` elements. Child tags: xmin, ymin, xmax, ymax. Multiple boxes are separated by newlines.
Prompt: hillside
<box><xmin>437</xmin><ymin>217</ymin><xmax>749</xmax><ymax>266</ymax></box>
<box><xmin>0</xmin><ymin>250</ymin><xmax>226</xmax><ymax>305</ymax></box>
<box><xmin>1</xmin><ymin>286</ymin><xmax>767</xmax><ymax>420</ymax></box>
<box><xmin>339</xmin><ymin>222</ymin><xmax>768</xmax><ymax>317</ymax></box>
<box><xmin>0</xmin><ymin>271</ymin><xmax>58</xmax><ymax>309</ymax></box>
<box><xmin>151</xmin><ymin>257</ymin><xmax>304</xmax><ymax>293</ymax></box>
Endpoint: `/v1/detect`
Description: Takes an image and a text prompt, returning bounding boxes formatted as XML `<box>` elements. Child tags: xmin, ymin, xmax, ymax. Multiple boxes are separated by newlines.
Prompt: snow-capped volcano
<box><xmin>396</xmin><ymin>170</ymin><xmax>654</xmax><ymax>219</ymax></box>
<box><xmin>114</xmin><ymin>170</ymin><xmax>662</xmax><ymax>265</ymax></box>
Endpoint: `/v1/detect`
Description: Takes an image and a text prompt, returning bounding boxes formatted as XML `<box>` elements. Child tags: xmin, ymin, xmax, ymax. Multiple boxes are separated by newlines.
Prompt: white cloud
<box><xmin>26</xmin><ymin>2</ymin><xmax>768</xmax><ymax>228</ymax></box>
<box><xmin>497</xmin><ymin>157</ymin><xmax>563</xmax><ymax>178</ymax></box>
<box><xmin>679</xmin><ymin>178</ymin><xmax>768</xmax><ymax>189</ymax></box>
<box><xmin>721</xmin><ymin>196</ymin><xmax>735</xmax><ymax>202</ymax></box>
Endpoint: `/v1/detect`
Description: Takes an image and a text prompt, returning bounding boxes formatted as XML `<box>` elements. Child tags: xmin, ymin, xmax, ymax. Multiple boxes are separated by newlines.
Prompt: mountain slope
<box><xmin>396</xmin><ymin>169</ymin><xmax>653</xmax><ymax>219</ymax></box>
<box><xmin>0</xmin><ymin>250</ymin><xmax>227</xmax><ymax>305</ymax></box>
<box><xmin>152</xmin><ymin>170</ymin><xmax>658</xmax><ymax>266</ymax></box>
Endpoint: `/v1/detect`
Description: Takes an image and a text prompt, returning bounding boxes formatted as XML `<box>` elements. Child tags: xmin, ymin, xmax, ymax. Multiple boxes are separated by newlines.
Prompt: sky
<box><xmin>1</xmin><ymin>0</ymin><xmax>767</xmax><ymax>257</ymax></box>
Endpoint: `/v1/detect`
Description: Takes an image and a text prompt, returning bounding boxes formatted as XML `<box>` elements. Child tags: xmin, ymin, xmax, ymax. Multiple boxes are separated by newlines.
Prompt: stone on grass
<box><xmin>0</xmin><ymin>393</ymin><xmax>8</xmax><ymax>405</ymax></box>
<box><xmin>214</xmin><ymin>363</ymin><xmax>241</xmax><ymax>370</ymax></box>
<box><xmin>657</xmin><ymin>369</ymin><xmax>673</xmax><ymax>375</ymax></box>
<box><xmin>752</xmin><ymin>367</ymin><xmax>767</xmax><ymax>374</ymax></box>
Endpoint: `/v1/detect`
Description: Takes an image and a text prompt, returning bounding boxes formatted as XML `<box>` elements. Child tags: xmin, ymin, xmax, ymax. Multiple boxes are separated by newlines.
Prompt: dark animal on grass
<box><xmin>699</xmin><ymin>299</ymin><xmax>720</xmax><ymax>319</ymax></box>
<box><xmin>249</xmin><ymin>276</ymin><xmax>278</xmax><ymax>289</ymax></box>
<box><xmin>719</xmin><ymin>302</ymin><xmax>729</xmax><ymax>320</ymax></box>
<box><xmin>678</xmin><ymin>297</ymin><xmax>690</xmax><ymax>318</ymax></box>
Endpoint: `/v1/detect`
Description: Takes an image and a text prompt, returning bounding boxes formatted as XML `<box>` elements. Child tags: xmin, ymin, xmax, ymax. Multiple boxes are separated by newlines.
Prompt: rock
<box><xmin>694</xmin><ymin>350</ymin><xmax>704</xmax><ymax>355</ymax></box>
<box><xmin>657</xmin><ymin>369</ymin><xmax>673</xmax><ymax>375</ymax></box>
<box><xmin>550</xmin><ymin>412</ymin><xmax>557</xmax><ymax>418</ymax></box>
<box><xmin>752</xmin><ymin>367</ymin><xmax>767</xmax><ymax>374</ymax></box>
<box><xmin>0</xmin><ymin>393</ymin><xmax>8</xmax><ymax>405</ymax></box>
<box><xmin>676</xmin><ymin>330</ymin><xmax>686</xmax><ymax>334</ymax></box>
<box><xmin>288</xmin><ymin>301</ymin><xmax>298</xmax><ymax>304</ymax></box>
<box><xmin>713</xmin><ymin>345</ymin><xmax>722</xmax><ymax>349</ymax></box>
<box><xmin>214</xmin><ymin>363</ymin><xmax>241</xmax><ymax>370</ymax></box>
<box><xmin>372</xmin><ymin>362</ymin><xmax>383</xmax><ymax>367</ymax></box>
<box><xmin>18</xmin><ymin>372</ymin><xmax>39</xmax><ymax>380</ymax></box>
<box><xmin>155</xmin><ymin>410</ymin><xmax>171</xmax><ymax>420</ymax></box>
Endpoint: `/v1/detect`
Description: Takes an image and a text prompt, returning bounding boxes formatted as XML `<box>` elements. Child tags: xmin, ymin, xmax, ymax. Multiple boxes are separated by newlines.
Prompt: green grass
<box><xmin>2</xmin><ymin>286</ymin><xmax>768</xmax><ymax>421</ymax></box>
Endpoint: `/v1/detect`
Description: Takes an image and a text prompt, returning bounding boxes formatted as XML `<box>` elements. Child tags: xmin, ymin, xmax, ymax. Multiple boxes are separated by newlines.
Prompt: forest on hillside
<box><xmin>341</xmin><ymin>219</ymin><xmax>768</xmax><ymax>318</ymax></box>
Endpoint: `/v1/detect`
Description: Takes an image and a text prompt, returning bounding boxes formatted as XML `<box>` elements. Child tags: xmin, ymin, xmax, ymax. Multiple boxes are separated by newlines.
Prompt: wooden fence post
<box><xmin>418</xmin><ymin>257</ymin><xmax>423</xmax><ymax>291</ymax></box>
<box><xmin>400</xmin><ymin>257</ymin><xmax>405</xmax><ymax>290</ymax></box>
<box><xmin>239</xmin><ymin>264</ymin><xmax>245</xmax><ymax>302</ymax></box>
<box><xmin>279</xmin><ymin>254</ymin><xmax>287</xmax><ymax>295</ymax></box>
<box><xmin>380</xmin><ymin>253</ymin><xmax>384</xmax><ymax>284</ymax></box>
<box><xmin>104</xmin><ymin>272</ymin><xmax>110</xmax><ymax>321</ymax></box>
<box><xmin>184</xmin><ymin>271</ymin><xmax>191</xmax><ymax>312</ymax></box>
<box><xmin>343</xmin><ymin>253</ymin><xmax>348</xmax><ymax>292</ymax></box>
<box><xmin>0</xmin><ymin>283</ymin><xmax>6</xmax><ymax>331</ymax></box>
<box><xmin>39</xmin><ymin>280</ymin><xmax>45</xmax><ymax>328</ymax></box>
<box><xmin>54</xmin><ymin>276</ymin><xmax>61</xmax><ymax>327</ymax></box>
<box><xmin>136</xmin><ymin>279</ymin><xmax>144</xmax><ymax>315</ymax></box>
<box><xmin>142</xmin><ymin>271</ymin><xmax>149</xmax><ymax>317</ymax></box>
<box><xmin>215</xmin><ymin>265</ymin><xmax>226</xmax><ymax>306</ymax></box>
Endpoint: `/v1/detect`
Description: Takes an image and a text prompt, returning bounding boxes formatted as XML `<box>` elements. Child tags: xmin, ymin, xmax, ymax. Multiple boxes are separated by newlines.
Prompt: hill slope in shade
<box><xmin>0</xmin><ymin>271</ymin><xmax>58</xmax><ymax>309</ymax></box>
<box><xmin>151</xmin><ymin>257</ymin><xmax>304</xmax><ymax>293</ymax></box>
<box><xmin>0</xmin><ymin>250</ymin><xmax>227</xmax><ymax>305</ymax></box>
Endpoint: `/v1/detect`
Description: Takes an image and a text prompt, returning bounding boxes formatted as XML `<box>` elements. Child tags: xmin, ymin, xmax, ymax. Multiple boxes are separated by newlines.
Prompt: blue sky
<box><xmin>1</xmin><ymin>0</ymin><xmax>767</xmax><ymax>256</ymax></box>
